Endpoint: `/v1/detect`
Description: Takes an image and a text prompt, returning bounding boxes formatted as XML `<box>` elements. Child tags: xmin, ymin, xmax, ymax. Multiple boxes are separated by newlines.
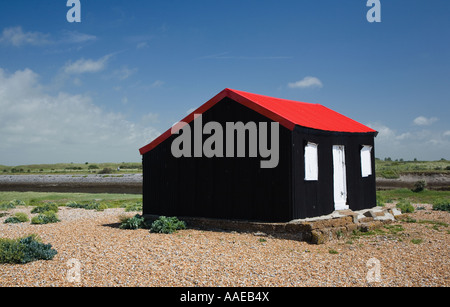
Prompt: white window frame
<box><xmin>361</xmin><ymin>145</ymin><xmax>373</xmax><ymax>177</ymax></box>
<box><xmin>304</xmin><ymin>142</ymin><xmax>319</xmax><ymax>181</ymax></box>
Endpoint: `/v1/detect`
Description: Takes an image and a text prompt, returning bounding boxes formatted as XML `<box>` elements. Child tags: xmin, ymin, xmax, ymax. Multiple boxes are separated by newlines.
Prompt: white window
<box><xmin>361</xmin><ymin>145</ymin><xmax>373</xmax><ymax>177</ymax></box>
<box><xmin>304</xmin><ymin>142</ymin><xmax>318</xmax><ymax>181</ymax></box>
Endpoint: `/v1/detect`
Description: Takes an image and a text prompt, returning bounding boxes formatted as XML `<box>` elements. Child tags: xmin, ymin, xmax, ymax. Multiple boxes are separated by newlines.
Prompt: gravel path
<box><xmin>0</xmin><ymin>204</ymin><xmax>449</xmax><ymax>287</ymax></box>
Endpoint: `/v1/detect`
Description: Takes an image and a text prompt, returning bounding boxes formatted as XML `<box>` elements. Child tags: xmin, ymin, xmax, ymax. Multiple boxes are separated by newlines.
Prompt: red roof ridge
<box><xmin>139</xmin><ymin>88</ymin><xmax>377</xmax><ymax>155</ymax></box>
<box><xmin>226</xmin><ymin>87</ymin><xmax>318</xmax><ymax>105</ymax></box>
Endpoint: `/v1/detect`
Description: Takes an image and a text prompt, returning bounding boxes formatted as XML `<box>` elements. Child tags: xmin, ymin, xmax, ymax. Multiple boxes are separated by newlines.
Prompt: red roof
<box><xmin>139</xmin><ymin>88</ymin><xmax>377</xmax><ymax>155</ymax></box>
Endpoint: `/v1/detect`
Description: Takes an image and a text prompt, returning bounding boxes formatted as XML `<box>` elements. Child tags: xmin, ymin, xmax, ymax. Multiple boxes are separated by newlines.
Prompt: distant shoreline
<box><xmin>0</xmin><ymin>174</ymin><xmax>142</xmax><ymax>194</ymax></box>
<box><xmin>0</xmin><ymin>172</ymin><xmax>448</xmax><ymax>193</ymax></box>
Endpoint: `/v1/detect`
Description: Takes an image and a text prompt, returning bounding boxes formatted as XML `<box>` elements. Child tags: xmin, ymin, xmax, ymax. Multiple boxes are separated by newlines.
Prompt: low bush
<box><xmin>0</xmin><ymin>203</ymin><xmax>16</xmax><ymax>210</ymax></box>
<box><xmin>433</xmin><ymin>199</ymin><xmax>450</xmax><ymax>212</ymax></box>
<box><xmin>65</xmin><ymin>201</ymin><xmax>81</xmax><ymax>208</ymax></box>
<box><xmin>150</xmin><ymin>216</ymin><xmax>186</xmax><ymax>234</ymax></box>
<box><xmin>396</xmin><ymin>199</ymin><xmax>415</xmax><ymax>214</ymax></box>
<box><xmin>119</xmin><ymin>214</ymin><xmax>147</xmax><ymax>230</ymax></box>
<box><xmin>124</xmin><ymin>202</ymin><xmax>143</xmax><ymax>212</ymax></box>
<box><xmin>0</xmin><ymin>200</ymin><xmax>26</xmax><ymax>210</ymax></box>
<box><xmin>98</xmin><ymin>167</ymin><xmax>113</xmax><ymax>174</ymax></box>
<box><xmin>10</xmin><ymin>199</ymin><xmax>26</xmax><ymax>207</ymax></box>
<box><xmin>31</xmin><ymin>203</ymin><xmax>58</xmax><ymax>214</ymax></box>
<box><xmin>4</xmin><ymin>212</ymin><xmax>29</xmax><ymax>224</ymax></box>
<box><xmin>0</xmin><ymin>235</ymin><xmax>57</xmax><ymax>264</ymax></box>
<box><xmin>411</xmin><ymin>180</ymin><xmax>427</xmax><ymax>193</ymax></box>
<box><xmin>31</xmin><ymin>211</ymin><xmax>60</xmax><ymax>224</ymax></box>
<box><xmin>66</xmin><ymin>201</ymin><xmax>108</xmax><ymax>211</ymax></box>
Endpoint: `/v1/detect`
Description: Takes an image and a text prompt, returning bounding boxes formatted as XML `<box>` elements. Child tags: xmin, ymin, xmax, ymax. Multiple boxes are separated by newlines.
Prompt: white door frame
<box><xmin>332</xmin><ymin>145</ymin><xmax>349</xmax><ymax>210</ymax></box>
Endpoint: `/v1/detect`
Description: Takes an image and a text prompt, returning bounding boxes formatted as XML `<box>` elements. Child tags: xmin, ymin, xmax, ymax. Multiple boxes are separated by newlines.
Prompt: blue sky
<box><xmin>0</xmin><ymin>0</ymin><xmax>449</xmax><ymax>165</ymax></box>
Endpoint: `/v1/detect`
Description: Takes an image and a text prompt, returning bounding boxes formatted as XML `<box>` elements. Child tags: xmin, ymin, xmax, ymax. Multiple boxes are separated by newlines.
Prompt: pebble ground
<box><xmin>0</xmin><ymin>204</ymin><xmax>448</xmax><ymax>287</ymax></box>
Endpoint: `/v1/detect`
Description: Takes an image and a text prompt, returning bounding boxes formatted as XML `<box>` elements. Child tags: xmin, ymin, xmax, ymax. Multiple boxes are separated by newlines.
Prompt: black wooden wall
<box><xmin>143</xmin><ymin>97</ymin><xmax>293</xmax><ymax>222</ymax></box>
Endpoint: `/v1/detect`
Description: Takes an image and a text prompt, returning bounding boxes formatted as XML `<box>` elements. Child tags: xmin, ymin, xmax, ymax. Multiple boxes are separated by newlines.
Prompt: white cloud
<box><xmin>136</xmin><ymin>42</ymin><xmax>148</xmax><ymax>49</ymax></box>
<box><xmin>113</xmin><ymin>66</ymin><xmax>138</xmax><ymax>80</ymax></box>
<box><xmin>201</xmin><ymin>52</ymin><xmax>292</xmax><ymax>60</ymax></box>
<box><xmin>0</xmin><ymin>27</ymin><xmax>97</xmax><ymax>48</ymax></box>
<box><xmin>0</xmin><ymin>26</ymin><xmax>50</xmax><ymax>46</ymax></box>
<box><xmin>140</xmin><ymin>112</ymin><xmax>160</xmax><ymax>124</ymax></box>
<box><xmin>64</xmin><ymin>55</ymin><xmax>112</xmax><ymax>74</ymax></box>
<box><xmin>444</xmin><ymin>131</ymin><xmax>450</xmax><ymax>137</ymax></box>
<box><xmin>0</xmin><ymin>68</ymin><xmax>160</xmax><ymax>165</ymax></box>
<box><xmin>288</xmin><ymin>76</ymin><xmax>323</xmax><ymax>89</ymax></box>
<box><xmin>367</xmin><ymin>122</ymin><xmax>450</xmax><ymax>160</ymax></box>
<box><xmin>413</xmin><ymin>116</ymin><xmax>438</xmax><ymax>126</ymax></box>
<box><xmin>61</xmin><ymin>30</ymin><xmax>97</xmax><ymax>44</ymax></box>
<box><xmin>150</xmin><ymin>80</ymin><xmax>165</xmax><ymax>88</ymax></box>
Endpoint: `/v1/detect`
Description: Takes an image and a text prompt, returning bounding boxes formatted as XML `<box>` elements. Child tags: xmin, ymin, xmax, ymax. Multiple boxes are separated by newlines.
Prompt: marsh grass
<box><xmin>377</xmin><ymin>189</ymin><xmax>450</xmax><ymax>204</ymax></box>
<box><xmin>0</xmin><ymin>162</ymin><xmax>142</xmax><ymax>175</ymax></box>
<box><xmin>375</xmin><ymin>159</ymin><xmax>450</xmax><ymax>177</ymax></box>
<box><xmin>0</xmin><ymin>192</ymin><xmax>141</xmax><ymax>207</ymax></box>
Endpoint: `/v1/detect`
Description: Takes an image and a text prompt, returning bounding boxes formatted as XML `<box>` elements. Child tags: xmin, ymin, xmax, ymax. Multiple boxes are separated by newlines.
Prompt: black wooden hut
<box><xmin>139</xmin><ymin>88</ymin><xmax>378</xmax><ymax>222</ymax></box>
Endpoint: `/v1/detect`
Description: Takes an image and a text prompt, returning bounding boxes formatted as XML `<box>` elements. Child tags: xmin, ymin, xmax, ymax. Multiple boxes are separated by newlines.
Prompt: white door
<box><xmin>332</xmin><ymin>145</ymin><xmax>348</xmax><ymax>210</ymax></box>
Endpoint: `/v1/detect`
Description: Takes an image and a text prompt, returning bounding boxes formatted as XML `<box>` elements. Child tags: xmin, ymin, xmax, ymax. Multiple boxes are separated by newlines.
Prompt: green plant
<box><xmin>31</xmin><ymin>211</ymin><xmax>60</xmax><ymax>224</ymax></box>
<box><xmin>65</xmin><ymin>201</ymin><xmax>81</xmax><ymax>208</ymax></box>
<box><xmin>396</xmin><ymin>199</ymin><xmax>415</xmax><ymax>213</ymax></box>
<box><xmin>31</xmin><ymin>202</ymin><xmax>58</xmax><ymax>214</ymax></box>
<box><xmin>412</xmin><ymin>180</ymin><xmax>427</xmax><ymax>193</ymax></box>
<box><xmin>124</xmin><ymin>202</ymin><xmax>143</xmax><ymax>212</ymax></box>
<box><xmin>411</xmin><ymin>238</ymin><xmax>423</xmax><ymax>244</ymax></box>
<box><xmin>432</xmin><ymin>199</ymin><xmax>450</xmax><ymax>212</ymax></box>
<box><xmin>0</xmin><ymin>202</ymin><xmax>16</xmax><ymax>210</ymax></box>
<box><xmin>10</xmin><ymin>199</ymin><xmax>26</xmax><ymax>207</ymax></box>
<box><xmin>376</xmin><ymin>198</ymin><xmax>385</xmax><ymax>207</ymax></box>
<box><xmin>119</xmin><ymin>214</ymin><xmax>147</xmax><ymax>229</ymax></box>
<box><xmin>0</xmin><ymin>199</ymin><xmax>26</xmax><ymax>210</ymax></box>
<box><xmin>150</xmin><ymin>216</ymin><xmax>186</xmax><ymax>234</ymax></box>
<box><xmin>384</xmin><ymin>224</ymin><xmax>404</xmax><ymax>234</ymax></box>
<box><xmin>4</xmin><ymin>212</ymin><xmax>29</xmax><ymax>224</ymax></box>
<box><xmin>329</xmin><ymin>249</ymin><xmax>339</xmax><ymax>254</ymax></box>
<box><xmin>0</xmin><ymin>235</ymin><xmax>57</xmax><ymax>264</ymax></box>
<box><xmin>98</xmin><ymin>167</ymin><xmax>113</xmax><ymax>174</ymax></box>
<box><xmin>66</xmin><ymin>201</ymin><xmax>107</xmax><ymax>211</ymax></box>
<box><xmin>402</xmin><ymin>216</ymin><xmax>417</xmax><ymax>223</ymax></box>
<box><xmin>98</xmin><ymin>203</ymin><xmax>109</xmax><ymax>211</ymax></box>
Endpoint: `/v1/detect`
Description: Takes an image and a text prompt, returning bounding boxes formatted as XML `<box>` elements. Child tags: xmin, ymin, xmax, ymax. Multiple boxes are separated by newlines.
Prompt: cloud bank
<box><xmin>0</xmin><ymin>68</ymin><xmax>159</xmax><ymax>165</ymax></box>
<box><xmin>0</xmin><ymin>26</ymin><xmax>50</xmax><ymax>46</ymax></box>
<box><xmin>367</xmin><ymin>122</ymin><xmax>450</xmax><ymax>160</ymax></box>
